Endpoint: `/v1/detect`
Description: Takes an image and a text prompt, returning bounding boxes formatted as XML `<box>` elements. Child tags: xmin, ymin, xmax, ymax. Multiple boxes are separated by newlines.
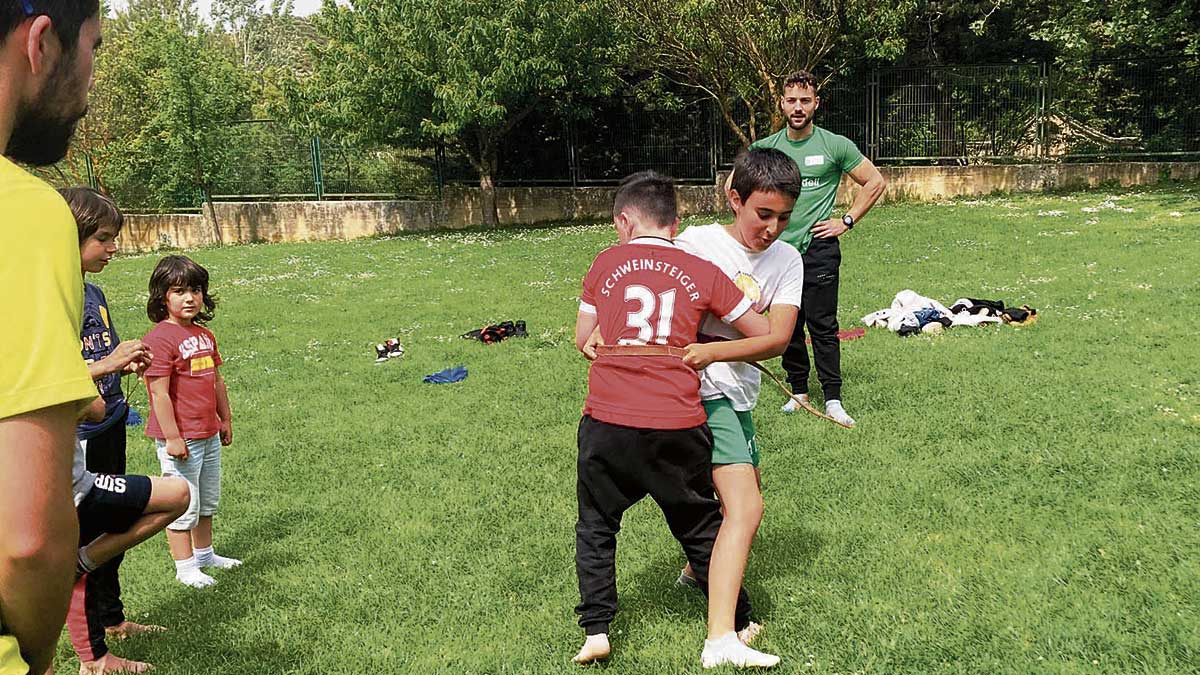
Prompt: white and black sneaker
<box><xmin>374</xmin><ymin>344</ymin><xmax>389</xmax><ymax>363</ymax></box>
<box><xmin>386</xmin><ymin>338</ymin><xmax>405</xmax><ymax>358</ymax></box>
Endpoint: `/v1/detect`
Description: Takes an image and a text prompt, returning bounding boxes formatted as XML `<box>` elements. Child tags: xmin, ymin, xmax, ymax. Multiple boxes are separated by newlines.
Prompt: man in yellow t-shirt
<box><xmin>0</xmin><ymin>2</ymin><xmax>104</xmax><ymax>673</ymax></box>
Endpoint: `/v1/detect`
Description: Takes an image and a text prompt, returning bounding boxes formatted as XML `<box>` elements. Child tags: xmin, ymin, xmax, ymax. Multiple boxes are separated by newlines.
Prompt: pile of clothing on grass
<box><xmin>461</xmin><ymin>320</ymin><xmax>528</xmax><ymax>344</ymax></box>
<box><xmin>862</xmin><ymin>290</ymin><xmax>1037</xmax><ymax>336</ymax></box>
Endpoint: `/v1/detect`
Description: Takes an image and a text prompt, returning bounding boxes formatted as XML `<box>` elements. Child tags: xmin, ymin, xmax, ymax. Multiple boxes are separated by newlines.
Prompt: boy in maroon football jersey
<box><xmin>571</xmin><ymin>172</ymin><xmax>781</xmax><ymax>666</ymax></box>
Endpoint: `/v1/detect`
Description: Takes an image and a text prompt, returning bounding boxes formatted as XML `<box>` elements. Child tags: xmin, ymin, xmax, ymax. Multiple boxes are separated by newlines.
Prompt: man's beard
<box><xmin>6</xmin><ymin>58</ymin><xmax>87</xmax><ymax>167</ymax></box>
<box><xmin>786</xmin><ymin>113</ymin><xmax>809</xmax><ymax>131</ymax></box>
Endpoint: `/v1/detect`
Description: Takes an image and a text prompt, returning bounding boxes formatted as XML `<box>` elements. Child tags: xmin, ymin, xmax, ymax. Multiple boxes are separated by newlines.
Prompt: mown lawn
<box><xmin>56</xmin><ymin>182</ymin><xmax>1199</xmax><ymax>674</ymax></box>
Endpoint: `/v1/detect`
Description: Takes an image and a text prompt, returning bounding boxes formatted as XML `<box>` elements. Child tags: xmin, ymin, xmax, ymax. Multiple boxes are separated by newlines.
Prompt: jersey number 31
<box><xmin>619</xmin><ymin>285</ymin><xmax>676</xmax><ymax>345</ymax></box>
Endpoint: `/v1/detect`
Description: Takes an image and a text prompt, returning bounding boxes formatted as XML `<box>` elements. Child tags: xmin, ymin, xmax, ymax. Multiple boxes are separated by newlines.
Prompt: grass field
<box><xmin>55</xmin><ymin>183</ymin><xmax>1199</xmax><ymax>674</ymax></box>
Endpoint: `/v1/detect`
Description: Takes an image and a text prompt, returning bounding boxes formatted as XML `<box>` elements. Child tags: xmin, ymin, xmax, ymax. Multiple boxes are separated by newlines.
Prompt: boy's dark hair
<box><xmin>147</xmin><ymin>255</ymin><xmax>217</xmax><ymax>325</ymax></box>
<box><xmin>1</xmin><ymin>0</ymin><xmax>99</xmax><ymax>54</ymax></box>
<box><xmin>59</xmin><ymin>186</ymin><xmax>123</xmax><ymax>244</ymax></box>
<box><xmin>731</xmin><ymin>148</ymin><xmax>802</xmax><ymax>203</ymax></box>
<box><xmin>613</xmin><ymin>170</ymin><xmax>678</xmax><ymax>227</ymax></box>
<box><xmin>783</xmin><ymin>70</ymin><xmax>819</xmax><ymax>93</ymax></box>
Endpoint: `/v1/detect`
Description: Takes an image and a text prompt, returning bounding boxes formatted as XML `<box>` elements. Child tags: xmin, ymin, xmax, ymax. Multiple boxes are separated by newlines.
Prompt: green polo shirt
<box><xmin>751</xmin><ymin>126</ymin><xmax>864</xmax><ymax>253</ymax></box>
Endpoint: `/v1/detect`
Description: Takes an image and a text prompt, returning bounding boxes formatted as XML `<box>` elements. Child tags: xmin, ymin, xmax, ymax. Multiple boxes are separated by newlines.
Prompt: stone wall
<box><xmin>878</xmin><ymin>162</ymin><xmax>1200</xmax><ymax>202</ymax></box>
<box><xmin>123</xmin><ymin>213</ymin><xmax>216</xmax><ymax>251</ymax></box>
<box><xmin>118</xmin><ymin>162</ymin><xmax>1200</xmax><ymax>252</ymax></box>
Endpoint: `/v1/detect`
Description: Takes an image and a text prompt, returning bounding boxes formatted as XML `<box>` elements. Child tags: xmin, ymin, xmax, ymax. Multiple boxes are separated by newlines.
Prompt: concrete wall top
<box><xmin>118</xmin><ymin>161</ymin><xmax>1200</xmax><ymax>252</ymax></box>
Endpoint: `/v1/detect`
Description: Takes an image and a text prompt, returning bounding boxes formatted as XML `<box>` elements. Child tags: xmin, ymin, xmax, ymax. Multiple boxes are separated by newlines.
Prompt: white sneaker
<box><xmin>781</xmin><ymin>394</ymin><xmax>809</xmax><ymax>414</ymax></box>
<box><xmin>701</xmin><ymin>632</ymin><xmax>780</xmax><ymax>669</ymax></box>
<box><xmin>824</xmin><ymin>400</ymin><xmax>856</xmax><ymax>427</ymax></box>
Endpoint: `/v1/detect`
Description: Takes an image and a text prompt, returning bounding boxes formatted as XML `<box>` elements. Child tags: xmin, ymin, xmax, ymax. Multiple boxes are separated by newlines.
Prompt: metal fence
<box><xmin>208</xmin><ymin>121</ymin><xmax>440</xmax><ymax>201</ymax></box>
<box><xmin>57</xmin><ymin>57</ymin><xmax>1200</xmax><ymax>208</ymax></box>
<box><xmin>869</xmin><ymin>64</ymin><xmax>1047</xmax><ymax>161</ymax></box>
<box><xmin>438</xmin><ymin>98</ymin><xmax>722</xmax><ymax>186</ymax></box>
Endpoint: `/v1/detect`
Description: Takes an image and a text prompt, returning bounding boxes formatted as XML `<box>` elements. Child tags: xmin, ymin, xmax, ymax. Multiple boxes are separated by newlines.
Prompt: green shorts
<box><xmin>702</xmin><ymin>397</ymin><xmax>760</xmax><ymax>467</ymax></box>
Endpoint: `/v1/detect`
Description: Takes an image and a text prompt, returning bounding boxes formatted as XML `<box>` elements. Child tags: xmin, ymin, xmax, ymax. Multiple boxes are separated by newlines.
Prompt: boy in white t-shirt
<box><xmin>675</xmin><ymin>149</ymin><xmax>805</xmax><ymax>668</ymax></box>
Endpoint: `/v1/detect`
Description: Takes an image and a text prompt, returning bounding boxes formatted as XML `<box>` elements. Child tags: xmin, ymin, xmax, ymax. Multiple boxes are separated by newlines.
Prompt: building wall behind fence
<box><xmin>119</xmin><ymin>162</ymin><xmax>1200</xmax><ymax>252</ymax></box>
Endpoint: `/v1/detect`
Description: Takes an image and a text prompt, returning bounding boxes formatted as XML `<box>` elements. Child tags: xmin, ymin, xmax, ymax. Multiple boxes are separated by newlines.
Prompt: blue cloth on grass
<box><xmin>423</xmin><ymin>366</ymin><xmax>468</xmax><ymax>384</ymax></box>
<box><xmin>126</xmin><ymin>408</ymin><xmax>143</xmax><ymax>426</ymax></box>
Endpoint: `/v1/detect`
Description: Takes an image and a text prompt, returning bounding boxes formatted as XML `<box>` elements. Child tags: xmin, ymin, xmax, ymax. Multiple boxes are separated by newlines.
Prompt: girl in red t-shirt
<box><xmin>142</xmin><ymin>255</ymin><xmax>241</xmax><ymax>588</ymax></box>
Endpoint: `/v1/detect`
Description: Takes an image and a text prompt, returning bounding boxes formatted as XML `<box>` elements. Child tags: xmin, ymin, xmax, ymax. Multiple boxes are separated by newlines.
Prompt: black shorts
<box><xmin>77</xmin><ymin>474</ymin><xmax>152</xmax><ymax>545</ymax></box>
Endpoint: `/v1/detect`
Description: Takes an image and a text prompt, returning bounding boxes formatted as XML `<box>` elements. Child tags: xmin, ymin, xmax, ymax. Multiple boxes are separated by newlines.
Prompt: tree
<box><xmin>900</xmin><ymin>0</ymin><xmax>1197</xmax><ymax>66</ymax></box>
<box><xmin>212</xmin><ymin>0</ymin><xmax>318</xmax><ymax>114</ymax></box>
<box><xmin>896</xmin><ymin>0</ymin><xmax>1199</xmax><ymax>154</ymax></box>
<box><xmin>76</xmin><ymin>0</ymin><xmax>254</xmax><ymax>212</ymax></box>
<box><xmin>291</xmin><ymin>0</ymin><xmax>620</xmax><ymax>225</ymax></box>
<box><xmin>614</xmin><ymin>0</ymin><xmax>914</xmax><ymax>147</ymax></box>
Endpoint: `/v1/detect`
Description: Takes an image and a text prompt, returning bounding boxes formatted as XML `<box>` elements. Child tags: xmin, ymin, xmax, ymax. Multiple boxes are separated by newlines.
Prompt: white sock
<box><xmin>174</xmin><ymin>557</ymin><xmax>216</xmax><ymax>588</ymax></box>
<box><xmin>195</xmin><ymin>546</ymin><xmax>242</xmax><ymax>569</ymax></box>
<box><xmin>781</xmin><ymin>393</ymin><xmax>809</xmax><ymax>413</ymax></box>
<box><xmin>824</xmin><ymin>399</ymin><xmax>856</xmax><ymax>426</ymax></box>
<box><xmin>701</xmin><ymin>631</ymin><xmax>780</xmax><ymax>669</ymax></box>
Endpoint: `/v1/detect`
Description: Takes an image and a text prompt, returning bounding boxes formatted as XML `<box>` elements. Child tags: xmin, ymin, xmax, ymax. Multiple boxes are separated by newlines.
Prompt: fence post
<box><xmin>709</xmin><ymin>99</ymin><xmax>720</xmax><ymax>182</ymax></box>
<box><xmin>1038</xmin><ymin>61</ymin><xmax>1050</xmax><ymax>160</ymax></box>
<box><xmin>310</xmin><ymin>136</ymin><xmax>325</xmax><ymax>201</ymax></box>
<box><xmin>435</xmin><ymin>141</ymin><xmax>445</xmax><ymax>200</ymax></box>
<box><xmin>567</xmin><ymin>117</ymin><xmax>579</xmax><ymax>188</ymax></box>
<box><xmin>869</xmin><ymin>70</ymin><xmax>880</xmax><ymax>162</ymax></box>
<box><xmin>84</xmin><ymin>152</ymin><xmax>98</xmax><ymax>191</ymax></box>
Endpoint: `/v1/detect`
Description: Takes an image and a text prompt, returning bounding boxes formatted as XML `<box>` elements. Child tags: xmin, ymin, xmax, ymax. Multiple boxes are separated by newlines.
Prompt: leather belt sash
<box><xmin>594</xmin><ymin>344</ymin><xmax>687</xmax><ymax>358</ymax></box>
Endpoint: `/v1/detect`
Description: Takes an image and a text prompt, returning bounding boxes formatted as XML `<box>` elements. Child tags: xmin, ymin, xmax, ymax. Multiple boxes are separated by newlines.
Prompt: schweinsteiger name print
<box><xmin>599</xmin><ymin>257</ymin><xmax>701</xmax><ymax>301</ymax></box>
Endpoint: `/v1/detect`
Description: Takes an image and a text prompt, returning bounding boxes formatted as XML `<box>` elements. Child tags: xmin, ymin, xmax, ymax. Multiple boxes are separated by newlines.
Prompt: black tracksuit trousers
<box><xmin>783</xmin><ymin>236</ymin><xmax>843</xmax><ymax>400</ymax></box>
<box><xmin>67</xmin><ymin>411</ymin><xmax>130</xmax><ymax>661</ymax></box>
<box><xmin>574</xmin><ymin>415</ymin><xmax>753</xmax><ymax>635</ymax></box>
<box><xmin>80</xmin><ymin>411</ymin><xmax>129</xmax><ymax>631</ymax></box>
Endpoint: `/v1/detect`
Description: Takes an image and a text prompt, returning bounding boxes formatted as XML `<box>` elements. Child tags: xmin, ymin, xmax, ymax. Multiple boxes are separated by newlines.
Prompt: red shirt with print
<box><xmin>142</xmin><ymin>321</ymin><xmax>223</xmax><ymax>439</ymax></box>
<box><xmin>580</xmin><ymin>237</ymin><xmax>753</xmax><ymax>429</ymax></box>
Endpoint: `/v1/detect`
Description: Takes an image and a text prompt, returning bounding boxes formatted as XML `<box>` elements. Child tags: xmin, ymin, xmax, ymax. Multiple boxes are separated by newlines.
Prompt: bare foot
<box><xmin>572</xmin><ymin>633</ymin><xmax>611</xmax><ymax>664</ymax></box>
<box><xmin>105</xmin><ymin>622</ymin><xmax>166</xmax><ymax>640</ymax></box>
<box><xmin>79</xmin><ymin>653</ymin><xmax>154</xmax><ymax>674</ymax></box>
<box><xmin>678</xmin><ymin>563</ymin><xmax>699</xmax><ymax>588</ymax></box>
<box><xmin>738</xmin><ymin>622</ymin><xmax>764</xmax><ymax>645</ymax></box>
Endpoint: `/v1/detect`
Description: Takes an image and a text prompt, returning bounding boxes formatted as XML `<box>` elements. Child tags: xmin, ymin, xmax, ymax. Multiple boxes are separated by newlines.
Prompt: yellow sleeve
<box><xmin>0</xmin><ymin>634</ymin><xmax>28</xmax><ymax>675</ymax></box>
<box><xmin>0</xmin><ymin>167</ymin><xmax>97</xmax><ymax>420</ymax></box>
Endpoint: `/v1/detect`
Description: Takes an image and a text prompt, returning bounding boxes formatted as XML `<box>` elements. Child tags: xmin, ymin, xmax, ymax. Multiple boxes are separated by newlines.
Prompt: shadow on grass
<box><xmin>614</xmin><ymin>523</ymin><xmax>824</xmax><ymax>634</ymax></box>
<box><xmin>135</xmin><ymin>508</ymin><xmax>304</xmax><ymax>674</ymax></box>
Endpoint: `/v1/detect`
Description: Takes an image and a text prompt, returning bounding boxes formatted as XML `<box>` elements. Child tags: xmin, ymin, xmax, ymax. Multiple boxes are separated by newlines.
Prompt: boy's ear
<box><xmin>724</xmin><ymin>170</ymin><xmax>738</xmax><ymax>211</ymax></box>
<box><xmin>613</xmin><ymin>211</ymin><xmax>634</xmax><ymax>244</ymax></box>
<box><xmin>728</xmin><ymin>186</ymin><xmax>745</xmax><ymax>214</ymax></box>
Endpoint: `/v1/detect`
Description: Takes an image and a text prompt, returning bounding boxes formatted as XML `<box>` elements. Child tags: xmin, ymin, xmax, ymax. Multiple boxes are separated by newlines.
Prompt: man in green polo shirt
<box><xmin>751</xmin><ymin>70</ymin><xmax>886</xmax><ymax>427</ymax></box>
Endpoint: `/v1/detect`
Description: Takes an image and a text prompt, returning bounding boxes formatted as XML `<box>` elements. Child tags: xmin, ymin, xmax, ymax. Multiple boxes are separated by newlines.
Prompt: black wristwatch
<box><xmin>842</xmin><ymin>213</ymin><xmax>855</xmax><ymax>230</ymax></box>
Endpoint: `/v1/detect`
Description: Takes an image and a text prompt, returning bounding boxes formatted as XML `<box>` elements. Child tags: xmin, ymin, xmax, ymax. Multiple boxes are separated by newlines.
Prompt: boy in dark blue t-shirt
<box><xmin>63</xmin><ymin>187</ymin><xmax>191</xmax><ymax>675</ymax></box>
<box><xmin>79</xmin><ymin>282</ymin><xmax>134</xmax><ymax>440</ymax></box>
